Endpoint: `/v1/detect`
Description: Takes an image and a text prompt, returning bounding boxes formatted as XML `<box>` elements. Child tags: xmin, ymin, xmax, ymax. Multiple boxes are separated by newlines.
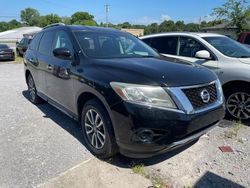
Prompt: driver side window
<box><xmin>53</xmin><ymin>31</ymin><xmax>73</xmax><ymax>53</ymax></box>
<box><xmin>179</xmin><ymin>37</ymin><xmax>206</xmax><ymax>58</ymax></box>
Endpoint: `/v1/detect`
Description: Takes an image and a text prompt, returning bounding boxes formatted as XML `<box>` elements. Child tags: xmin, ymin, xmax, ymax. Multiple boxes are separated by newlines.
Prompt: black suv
<box><xmin>24</xmin><ymin>24</ymin><xmax>225</xmax><ymax>158</ymax></box>
<box><xmin>16</xmin><ymin>37</ymin><xmax>32</xmax><ymax>57</ymax></box>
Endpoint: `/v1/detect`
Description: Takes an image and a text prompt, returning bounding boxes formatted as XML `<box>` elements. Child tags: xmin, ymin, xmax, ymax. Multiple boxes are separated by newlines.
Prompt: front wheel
<box><xmin>81</xmin><ymin>99</ymin><xmax>117</xmax><ymax>158</ymax></box>
<box><xmin>225</xmin><ymin>88</ymin><xmax>250</xmax><ymax>121</ymax></box>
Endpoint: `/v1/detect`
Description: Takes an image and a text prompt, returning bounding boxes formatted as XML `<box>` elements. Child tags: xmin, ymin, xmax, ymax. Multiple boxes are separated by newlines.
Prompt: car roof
<box><xmin>141</xmin><ymin>32</ymin><xmax>226</xmax><ymax>39</ymax></box>
<box><xmin>42</xmin><ymin>24</ymin><xmax>122</xmax><ymax>34</ymax></box>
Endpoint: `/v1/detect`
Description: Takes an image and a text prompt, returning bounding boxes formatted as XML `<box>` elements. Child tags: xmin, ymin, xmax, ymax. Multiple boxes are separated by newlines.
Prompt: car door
<box><xmin>36</xmin><ymin>31</ymin><xmax>55</xmax><ymax>96</ymax></box>
<box><xmin>25</xmin><ymin>32</ymin><xmax>45</xmax><ymax>94</ymax></box>
<box><xmin>45</xmin><ymin>30</ymin><xmax>76</xmax><ymax>112</ymax></box>
<box><xmin>177</xmin><ymin>36</ymin><xmax>218</xmax><ymax>71</ymax></box>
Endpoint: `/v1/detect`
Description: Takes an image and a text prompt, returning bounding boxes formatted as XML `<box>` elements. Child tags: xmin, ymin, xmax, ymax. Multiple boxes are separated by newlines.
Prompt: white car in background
<box><xmin>141</xmin><ymin>33</ymin><xmax>250</xmax><ymax>120</ymax></box>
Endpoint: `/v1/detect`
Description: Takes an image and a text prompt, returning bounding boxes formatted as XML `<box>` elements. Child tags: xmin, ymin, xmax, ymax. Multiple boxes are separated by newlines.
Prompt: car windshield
<box><xmin>74</xmin><ymin>31</ymin><xmax>159</xmax><ymax>59</ymax></box>
<box><xmin>203</xmin><ymin>36</ymin><xmax>250</xmax><ymax>58</ymax></box>
<box><xmin>0</xmin><ymin>44</ymin><xmax>9</xmax><ymax>49</ymax></box>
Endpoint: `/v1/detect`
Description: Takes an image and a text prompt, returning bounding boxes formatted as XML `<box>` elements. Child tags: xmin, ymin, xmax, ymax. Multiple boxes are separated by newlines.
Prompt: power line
<box><xmin>104</xmin><ymin>4</ymin><xmax>110</xmax><ymax>27</ymax></box>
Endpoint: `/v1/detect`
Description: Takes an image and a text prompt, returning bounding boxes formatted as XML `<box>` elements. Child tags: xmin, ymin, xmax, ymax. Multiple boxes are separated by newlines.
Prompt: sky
<box><xmin>0</xmin><ymin>0</ymin><xmax>236</xmax><ymax>25</ymax></box>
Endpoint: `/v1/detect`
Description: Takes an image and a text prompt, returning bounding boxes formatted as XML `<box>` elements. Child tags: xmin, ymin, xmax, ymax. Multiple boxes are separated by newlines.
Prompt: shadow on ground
<box><xmin>194</xmin><ymin>171</ymin><xmax>245</xmax><ymax>188</ymax></box>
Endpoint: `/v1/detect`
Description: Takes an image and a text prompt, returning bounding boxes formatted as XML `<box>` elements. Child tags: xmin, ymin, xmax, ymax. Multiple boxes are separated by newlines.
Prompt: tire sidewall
<box><xmin>224</xmin><ymin>87</ymin><xmax>250</xmax><ymax>121</ymax></box>
<box><xmin>81</xmin><ymin>100</ymin><xmax>116</xmax><ymax>158</ymax></box>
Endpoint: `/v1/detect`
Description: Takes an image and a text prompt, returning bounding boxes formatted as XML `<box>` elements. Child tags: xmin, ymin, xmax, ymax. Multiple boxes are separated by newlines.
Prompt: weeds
<box><xmin>131</xmin><ymin>163</ymin><xmax>167</xmax><ymax>188</ymax></box>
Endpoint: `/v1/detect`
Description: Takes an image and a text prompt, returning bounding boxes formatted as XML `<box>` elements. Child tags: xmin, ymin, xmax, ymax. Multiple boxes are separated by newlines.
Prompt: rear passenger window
<box><xmin>150</xmin><ymin>36</ymin><xmax>178</xmax><ymax>55</ymax></box>
<box><xmin>38</xmin><ymin>31</ymin><xmax>54</xmax><ymax>56</ymax></box>
<box><xmin>179</xmin><ymin>37</ymin><xmax>206</xmax><ymax>57</ymax></box>
<box><xmin>29</xmin><ymin>33</ymin><xmax>42</xmax><ymax>50</ymax></box>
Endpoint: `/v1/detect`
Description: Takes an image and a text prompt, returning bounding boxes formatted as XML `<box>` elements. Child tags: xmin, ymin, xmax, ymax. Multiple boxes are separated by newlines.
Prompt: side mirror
<box><xmin>53</xmin><ymin>48</ymin><xmax>72</xmax><ymax>60</ymax></box>
<box><xmin>195</xmin><ymin>50</ymin><xmax>212</xmax><ymax>60</ymax></box>
<box><xmin>16</xmin><ymin>42</ymin><xmax>19</xmax><ymax>45</ymax></box>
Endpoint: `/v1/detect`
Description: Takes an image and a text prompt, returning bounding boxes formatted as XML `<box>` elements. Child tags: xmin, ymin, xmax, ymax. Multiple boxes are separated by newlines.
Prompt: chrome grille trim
<box><xmin>166</xmin><ymin>80</ymin><xmax>224</xmax><ymax>114</ymax></box>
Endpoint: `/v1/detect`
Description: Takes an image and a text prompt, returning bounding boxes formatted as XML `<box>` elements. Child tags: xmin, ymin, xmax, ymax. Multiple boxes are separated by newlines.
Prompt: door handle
<box><xmin>47</xmin><ymin>64</ymin><xmax>53</xmax><ymax>71</ymax></box>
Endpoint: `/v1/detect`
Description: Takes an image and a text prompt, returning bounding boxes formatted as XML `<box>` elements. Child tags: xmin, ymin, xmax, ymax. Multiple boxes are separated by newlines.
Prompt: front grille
<box><xmin>182</xmin><ymin>83</ymin><xmax>217</xmax><ymax>109</ymax></box>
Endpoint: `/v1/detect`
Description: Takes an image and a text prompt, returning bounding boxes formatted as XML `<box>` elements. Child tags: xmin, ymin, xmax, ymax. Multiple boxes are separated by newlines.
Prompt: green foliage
<box><xmin>212</xmin><ymin>0</ymin><xmax>249</xmax><ymax>35</ymax></box>
<box><xmin>20</xmin><ymin>8</ymin><xmax>40</xmax><ymax>26</ymax></box>
<box><xmin>71</xmin><ymin>11</ymin><xmax>95</xmax><ymax>25</ymax></box>
<box><xmin>0</xmin><ymin>20</ymin><xmax>21</xmax><ymax>32</ymax></box>
<box><xmin>39</xmin><ymin>14</ymin><xmax>62</xmax><ymax>27</ymax></box>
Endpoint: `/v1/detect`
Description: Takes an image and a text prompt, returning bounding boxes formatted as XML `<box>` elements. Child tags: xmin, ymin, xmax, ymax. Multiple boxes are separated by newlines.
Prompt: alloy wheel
<box><xmin>226</xmin><ymin>92</ymin><xmax>250</xmax><ymax>120</ymax></box>
<box><xmin>28</xmin><ymin>76</ymin><xmax>36</xmax><ymax>101</ymax></box>
<box><xmin>84</xmin><ymin>109</ymin><xmax>106</xmax><ymax>149</ymax></box>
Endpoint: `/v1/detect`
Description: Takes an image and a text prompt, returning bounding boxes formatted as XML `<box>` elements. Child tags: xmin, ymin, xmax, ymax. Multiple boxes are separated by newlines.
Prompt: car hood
<box><xmin>92</xmin><ymin>57</ymin><xmax>217</xmax><ymax>87</ymax></box>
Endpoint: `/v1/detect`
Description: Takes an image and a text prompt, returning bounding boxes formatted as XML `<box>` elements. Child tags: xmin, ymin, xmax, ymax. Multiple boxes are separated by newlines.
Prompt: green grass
<box><xmin>224</xmin><ymin>121</ymin><xmax>244</xmax><ymax>139</ymax></box>
<box><xmin>131</xmin><ymin>163</ymin><xmax>167</xmax><ymax>188</ymax></box>
<box><xmin>14</xmin><ymin>56</ymin><xmax>23</xmax><ymax>64</ymax></box>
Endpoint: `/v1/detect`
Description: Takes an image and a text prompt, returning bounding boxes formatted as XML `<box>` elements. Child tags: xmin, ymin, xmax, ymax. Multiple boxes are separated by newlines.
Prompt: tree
<box><xmin>39</xmin><ymin>14</ymin><xmax>62</xmax><ymax>27</ymax></box>
<box><xmin>175</xmin><ymin>21</ymin><xmax>185</xmax><ymax>31</ymax></box>
<box><xmin>8</xmin><ymin>19</ymin><xmax>22</xmax><ymax>28</ymax></box>
<box><xmin>145</xmin><ymin>23</ymin><xmax>159</xmax><ymax>35</ymax></box>
<box><xmin>20</xmin><ymin>8</ymin><xmax>40</xmax><ymax>26</ymax></box>
<box><xmin>159</xmin><ymin>20</ymin><xmax>176</xmax><ymax>32</ymax></box>
<box><xmin>212</xmin><ymin>0</ymin><xmax>249</xmax><ymax>35</ymax></box>
<box><xmin>61</xmin><ymin>16</ymin><xmax>71</xmax><ymax>25</ymax></box>
<box><xmin>71</xmin><ymin>11</ymin><xmax>97</xmax><ymax>26</ymax></box>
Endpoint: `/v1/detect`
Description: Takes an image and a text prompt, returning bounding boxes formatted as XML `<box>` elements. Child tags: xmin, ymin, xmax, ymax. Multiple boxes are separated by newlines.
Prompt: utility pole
<box><xmin>104</xmin><ymin>4</ymin><xmax>110</xmax><ymax>27</ymax></box>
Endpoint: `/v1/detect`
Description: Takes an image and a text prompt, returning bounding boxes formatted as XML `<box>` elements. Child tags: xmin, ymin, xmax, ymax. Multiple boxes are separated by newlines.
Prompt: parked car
<box><xmin>16</xmin><ymin>37</ymin><xmax>32</xmax><ymax>57</ymax></box>
<box><xmin>24</xmin><ymin>24</ymin><xmax>224</xmax><ymax>158</ymax></box>
<box><xmin>238</xmin><ymin>32</ymin><xmax>250</xmax><ymax>45</ymax></box>
<box><xmin>141</xmin><ymin>33</ymin><xmax>250</xmax><ymax>121</ymax></box>
<box><xmin>0</xmin><ymin>44</ymin><xmax>15</xmax><ymax>61</ymax></box>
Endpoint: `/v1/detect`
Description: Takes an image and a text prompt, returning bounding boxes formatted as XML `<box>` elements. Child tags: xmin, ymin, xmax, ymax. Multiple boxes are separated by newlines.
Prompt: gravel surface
<box><xmin>0</xmin><ymin>63</ymin><xmax>92</xmax><ymax>188</ymax></box>
<box><xmin>127</xmin><ymin>120</ymin><xmax>250</xmax><ymax>188</ymax></box>
<box><xmin>1</xmin><ymin>63</ymin><xmax>249</xmax><ymax>188</ymax></box>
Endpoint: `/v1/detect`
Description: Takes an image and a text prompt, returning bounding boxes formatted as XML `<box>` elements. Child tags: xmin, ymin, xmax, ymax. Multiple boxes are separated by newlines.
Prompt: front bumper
<box><xmin>110</xmin><ymin>102</ymin><xmax>225</xmax><ymax>158</ymax></box>
<box><xmin>0</xmin><ymin>53</ymin><xmax>15</xmax><ymax>60</ymax></box>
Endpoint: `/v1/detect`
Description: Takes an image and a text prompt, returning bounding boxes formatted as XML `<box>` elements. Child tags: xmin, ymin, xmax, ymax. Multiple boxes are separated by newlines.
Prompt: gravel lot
<box><xmin>0</xmin><ymin>63</ymin><xmax>91</xmax><ymax>188</ymax></box>
<box><xmin>0</xmin><ymin>62</ymin><xmax>249</xmax><ymax>188</ymax></box>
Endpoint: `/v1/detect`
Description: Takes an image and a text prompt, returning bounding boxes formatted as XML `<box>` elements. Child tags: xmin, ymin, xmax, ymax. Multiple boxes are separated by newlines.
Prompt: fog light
<box><xmin>136</xmin><ymin>129</ymin><xmax>154</xmax><ymax>143</ymax></box>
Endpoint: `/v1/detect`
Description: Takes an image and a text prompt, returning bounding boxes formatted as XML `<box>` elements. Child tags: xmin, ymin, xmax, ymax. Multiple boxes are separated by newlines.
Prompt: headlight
<box><xmin>110</xmin><ymin>82</ymin><xmax>177</xmax><ymax>109</ymax></box>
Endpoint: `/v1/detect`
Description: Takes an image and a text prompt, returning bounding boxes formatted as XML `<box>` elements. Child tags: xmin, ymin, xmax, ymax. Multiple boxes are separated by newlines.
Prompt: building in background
<box><xmin>201</xmin><ymin>23</ymin><xmax>237</xmax><ymax>39</ymax></box>
<box><xmin>121</xmin><ymin>28</ymin><xmax>144</xmax><ymax>37</ymax></box>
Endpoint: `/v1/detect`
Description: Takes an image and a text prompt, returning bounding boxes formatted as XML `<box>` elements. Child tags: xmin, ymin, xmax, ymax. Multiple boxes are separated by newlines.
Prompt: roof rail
<box><xmin>43</xmin><ymin>23</ymin><xmax>65</xmax><ymax>30</ymax></box>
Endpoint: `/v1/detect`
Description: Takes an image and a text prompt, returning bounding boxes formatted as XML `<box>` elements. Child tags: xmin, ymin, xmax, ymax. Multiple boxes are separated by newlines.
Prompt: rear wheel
<box><xmin>27</xmin><ymin>74</ymin><xmax>44</xmax><ymax>104</ymax></box>
<box><xmin>225</xmin><ymin>88</ymin><xmax>250</xmax><ymax>121</ymax></box>
<box><xmin>81</xmin><ymin>99</ymin><xmax>117</xmax><ymax>158</ymax></box>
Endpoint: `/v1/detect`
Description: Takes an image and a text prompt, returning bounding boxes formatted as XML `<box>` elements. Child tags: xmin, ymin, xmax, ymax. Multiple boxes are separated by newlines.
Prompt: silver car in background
<box><xmin>141</xmin><ymin>33</ymin><xmax>250</xmax><ymax>120</ymax></box>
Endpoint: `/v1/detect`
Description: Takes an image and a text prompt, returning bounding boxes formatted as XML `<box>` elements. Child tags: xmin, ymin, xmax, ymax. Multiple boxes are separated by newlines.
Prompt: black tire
<box><xmin>27</xmin><ymin>74</ymin><xmax>44</xmax><ymax>104</ymax></box>
<box><xmin>81</xmin><ymin>99</ymin><xmax>117</xmax><ymax>158</ymax></box>
<box><xmin>224</xmin><ymin>87</ymin><xmax>250</xmax><ymax>121</ymax></box>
